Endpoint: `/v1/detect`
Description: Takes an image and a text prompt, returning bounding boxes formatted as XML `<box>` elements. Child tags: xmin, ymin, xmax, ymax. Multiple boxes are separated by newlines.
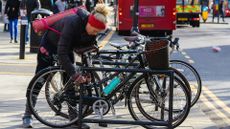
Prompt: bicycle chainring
<box><xmin>92</xmin><ymin>99</ymin><xmax>110</xmax><ymax>116</ymax></box>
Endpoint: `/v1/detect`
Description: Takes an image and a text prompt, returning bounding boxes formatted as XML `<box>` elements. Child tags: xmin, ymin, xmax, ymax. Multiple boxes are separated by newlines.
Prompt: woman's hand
<box><xmin>72</xmin><ymin>73</ymin><xmax>87</xmax><ymax>85</ymax></box>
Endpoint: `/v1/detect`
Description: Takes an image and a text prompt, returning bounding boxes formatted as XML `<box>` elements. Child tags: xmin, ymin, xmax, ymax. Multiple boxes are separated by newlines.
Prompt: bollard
<box><xmin>19</xmin><ymin>10</ymin><xmax>28</xmax><ymax>59</ymax></box>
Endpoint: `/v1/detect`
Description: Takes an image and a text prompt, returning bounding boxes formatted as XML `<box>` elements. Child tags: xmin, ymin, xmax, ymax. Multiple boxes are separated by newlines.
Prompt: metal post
<box><xmin>168</xmin><ymin>71</ymin><xmax>174</xmax><ymax>129</ymax></box>
<box><xmin>131</xmin><ymin>0</ymin><xmax>139</xmax><ymax>33</ymax></box>
<box><xmin>19</xmin><ymin>9</ymin><xmax>28</xmax><ymax>59</ymax></box>
<box><xmin>19</xmin><ymin>24</ymin><xmax>26</xmax><ymax>59</ymax></box>
<box><xmin>78</xmin><ymin>84</ymin><xmax>84</xmax><ymax>129</ymax></box>
<box><xmin>217</xmin><ymin>2</ymin><xmax>220</xmax><ymax>23</ymax></box>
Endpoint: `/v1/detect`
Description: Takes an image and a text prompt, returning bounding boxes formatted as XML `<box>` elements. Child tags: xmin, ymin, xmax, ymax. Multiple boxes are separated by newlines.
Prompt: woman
<box><xmin>4</xmin><ymin>0</ymin><xmax>20</xmax><ymax>43</ymax></box>
<box><xmin>22</xmin><ymin>4</ymin><xmax>109</xmax><ymax>128</ymax></box>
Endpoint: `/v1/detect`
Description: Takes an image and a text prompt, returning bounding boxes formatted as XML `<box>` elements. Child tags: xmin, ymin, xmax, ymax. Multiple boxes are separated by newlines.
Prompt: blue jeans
<box><xmin>25</xmin><ymin>23</ymin><xmax>30</xmax><ymax>42</ymax></box>
<box><xmin>9</xmin><ymin>19</ymin><xmax>18</xmax><ymax>40</ymax></box>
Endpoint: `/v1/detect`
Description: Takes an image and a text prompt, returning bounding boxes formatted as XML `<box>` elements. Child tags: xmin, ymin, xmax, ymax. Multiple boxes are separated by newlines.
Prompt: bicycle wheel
<box><xmin>27</xmin><ymin>66</ymin><xmax>91</xmax><ymax>128</ymax></box>
<box><xmin>45</xmin><ymin>71</ymin><xmax>69</xmax><ymax>119</ymax></box>
<box><xmin>170</xmin><ymin>60</ymin><xmax>202</xmax><ymax>106</ymax></box>
<box><xmin>45</xmin><ymin>62</ymin><xmax>101</xmax><ymax>118</ymax></box>
<box><xmin>127</xmin><ymin>73</ymin><xmax>191</xmax><ymax>129</ymax></box>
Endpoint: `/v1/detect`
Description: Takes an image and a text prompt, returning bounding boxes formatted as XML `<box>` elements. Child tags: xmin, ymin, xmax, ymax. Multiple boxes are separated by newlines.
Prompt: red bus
<box><xmin>115</xmin><ymin>0</ymin><xmax>176</xmax><ymax>36</ymax></box>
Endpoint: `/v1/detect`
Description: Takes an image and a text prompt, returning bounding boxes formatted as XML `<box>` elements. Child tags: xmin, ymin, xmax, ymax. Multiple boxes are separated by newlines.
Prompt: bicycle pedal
<box><xmin>98</xmin><ymin>123</ymin><xmax>108</xmax><ymax>127</ymax></box>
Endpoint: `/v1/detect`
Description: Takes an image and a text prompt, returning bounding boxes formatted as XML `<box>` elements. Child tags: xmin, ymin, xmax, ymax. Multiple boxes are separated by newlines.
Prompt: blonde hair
<box><xmin>92</xmin><ymin>4</ymin><xmax>110</xmax><ymax>24</ymax></box>
<box><xmin>97</xmin><ymin>0</ymin><xmax>104</xmax><ymax>4</ymax></box>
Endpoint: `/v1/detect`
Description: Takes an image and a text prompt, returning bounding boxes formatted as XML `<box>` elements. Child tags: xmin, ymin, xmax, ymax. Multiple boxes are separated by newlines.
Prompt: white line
<box><xmin>0</xmin><ymin>72</ymin><xmax>34</xmax><ymax>76</ymax></box>
<box><xmin>188</xmin><ymin>59</ymin><xmax>195</xmax><ymax>64</ymax></box>
<box><xmin>0</xmin><ymin>63</ymin><xmax>35</xmax><ymax>67</ymax></box>
<box><xmin>184</xmin><ymin>55</ymin><xmax>191</xmax><ymax>59</ymax></box>
<box><xmin>181</xmin><ymin>51</ymin><xmax>187</xmax><ymax>55</ymax></box>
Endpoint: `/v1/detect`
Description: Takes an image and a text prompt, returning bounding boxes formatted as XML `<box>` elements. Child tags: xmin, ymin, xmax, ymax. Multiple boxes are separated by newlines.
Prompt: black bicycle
<box><xmin>98</xmin><ymin>34</ymin><xmax>201</xmax><ymax>107</ymax></box>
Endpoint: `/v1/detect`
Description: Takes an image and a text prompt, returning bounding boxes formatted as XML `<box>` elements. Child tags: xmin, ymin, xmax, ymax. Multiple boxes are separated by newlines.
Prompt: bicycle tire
<box><xmin>27</xmin><ymin>66</ymin><xmax>91</xmax><ymax>128</ymax></box>
<box><xmin>44</xmin><ymin>62</ymin><xmax>101</xmax><ymax>118</ymax></box>
<box><xmin>170</xmin><ymin>60</ymin><xmax>202</xmax><ymax>106</ymax></box>
<box><xmin>127</xmin><ymin>72</ymin><xmax>191</xmax><ymax>128</ymax></box>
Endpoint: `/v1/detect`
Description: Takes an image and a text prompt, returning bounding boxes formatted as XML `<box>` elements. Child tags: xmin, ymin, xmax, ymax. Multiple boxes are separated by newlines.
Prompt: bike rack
<box><xmin>78</xmin><ymin>67</ymin><xmax>174</xmax><ymax>129</ymax></box>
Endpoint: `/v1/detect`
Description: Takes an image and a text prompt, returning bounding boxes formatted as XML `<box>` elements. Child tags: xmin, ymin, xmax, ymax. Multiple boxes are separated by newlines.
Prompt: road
<box><xmin>99</xmin><ymin>17</ymin><xmax>230</xmax><ymax>128</ymax></box>
<box><xmin>174</xmin><ymin>18</ymin><xmax>230</xmax><ymax>129</ymax></box>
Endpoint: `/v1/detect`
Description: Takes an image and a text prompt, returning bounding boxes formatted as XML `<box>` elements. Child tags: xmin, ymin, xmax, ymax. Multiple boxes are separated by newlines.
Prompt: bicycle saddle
<box><xmin>123</xmin><ymin>36</ymin><xmax>139</xmax><ymax>42</ymax></box>
<box><xmin>74</xmin><ymin>45</ymin><xmax>98</xmax><ymax>54</ymax></box>
<box><xmin>109</xmin><ymin>42</ymin><xmax>129</xmax><ymax>49</ymax></box>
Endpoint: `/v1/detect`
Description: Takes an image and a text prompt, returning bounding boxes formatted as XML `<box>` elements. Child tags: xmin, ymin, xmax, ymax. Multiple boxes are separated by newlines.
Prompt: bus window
<box><xmin>116</xmin><ymin>0</ymin><xmax>176</xmax><ymax>36</ymax></box>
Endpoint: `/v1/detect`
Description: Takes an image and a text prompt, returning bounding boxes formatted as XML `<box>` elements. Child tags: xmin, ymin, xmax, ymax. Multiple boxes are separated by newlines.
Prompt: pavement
<box><xmin>0</xmin><ymin>21</ymin><xmax>220</xmax><ymax>129</ymax></box>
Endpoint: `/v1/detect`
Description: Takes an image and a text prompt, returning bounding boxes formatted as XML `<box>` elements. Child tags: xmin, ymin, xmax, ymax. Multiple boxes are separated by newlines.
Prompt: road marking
<box><xmin>0</xmin><ymin>63</ymin><xmax>35</xmax><ymax>67</ymax></box>
<box><xmin>200</xmin><ymin>92</ymin><xmax>230</xmax><ymax>123</ymax></box>
<box><xmin>181</xmin><ymin>51</ymin><xmax>187</xmax><ymax>55</ymax></box>
<box><xmin>188</xmin><ymin>59</ymin><xmax>195</xmax><ymax>64</ymax></box>
<box><xmin>184</xmin><ymin>55</ymin><xmax>190</xmax><ymax>59</ymax></box>
<box><xmin>202</xmin><ymin>86</ymin><xmax>230</xmax><ymax>114</ymax></box>
<box><xmin>99</xmin><ymin>28</ymin><xmax>115</xmax><ymax>49</ymax></box>
<box><xmin>180</xmin><ymin>48</ymin><xmax>230</xmax><ymax>124</ymax></box>
<box><xmin>200</xmin><ymin>86</ymin><xmax>230</xmax><ymax>125</ymax></box>
<box><xmin>0</xmin><ymin>72</ymin><xmax>34</xmax><ymax>76</ymax></box>
<box><xmin>180</xmin><ymin>50</ymin><xmax>195</xmax><ymax>64</ymax></box>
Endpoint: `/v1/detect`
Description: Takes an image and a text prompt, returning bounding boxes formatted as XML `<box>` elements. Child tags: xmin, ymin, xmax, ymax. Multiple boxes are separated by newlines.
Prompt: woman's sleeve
<box><xmin>57</xmin><ymin>18</ymin><xmax>79</xmax><ymax>77</ymax></box>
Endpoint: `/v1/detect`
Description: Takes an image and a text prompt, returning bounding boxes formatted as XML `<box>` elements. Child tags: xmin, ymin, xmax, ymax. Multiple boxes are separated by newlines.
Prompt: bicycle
<box><xmin>97</xmin><ymin>33</ymin><xmax>201</xmax><ymax>107</ymax></box>
<box><xmin>27</xmin><ymin>45</ymin><xmax>191</xmax><ymax>128</ymax></box>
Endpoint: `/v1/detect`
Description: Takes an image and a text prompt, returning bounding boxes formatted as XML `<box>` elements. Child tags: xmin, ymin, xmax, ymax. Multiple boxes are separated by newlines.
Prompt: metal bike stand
<box><xmin>78</xmin><ymin>68</ymin><xmax>174</xmax><ymax>129</ymax></box>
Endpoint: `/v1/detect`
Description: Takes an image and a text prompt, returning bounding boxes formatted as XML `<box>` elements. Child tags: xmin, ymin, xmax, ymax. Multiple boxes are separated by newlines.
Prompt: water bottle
<box><xmin>103</xmin><ymin>76</ymin><xmax>121</xmax><ymax>95</ymax></box>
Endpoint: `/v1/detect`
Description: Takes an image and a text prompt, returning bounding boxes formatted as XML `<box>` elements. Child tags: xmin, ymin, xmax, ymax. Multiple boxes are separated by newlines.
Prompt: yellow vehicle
<box><xmin>176</xmin><ymin>0</ymin><xmax>201</xmax><ymax>27</ymax></box>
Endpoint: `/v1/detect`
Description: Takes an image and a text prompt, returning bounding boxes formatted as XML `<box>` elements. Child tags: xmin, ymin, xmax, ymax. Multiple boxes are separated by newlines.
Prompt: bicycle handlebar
<box><xmin>127</xmin><ymin>32</ymin><xmax>180</xmax><ymax>51</ymax></box>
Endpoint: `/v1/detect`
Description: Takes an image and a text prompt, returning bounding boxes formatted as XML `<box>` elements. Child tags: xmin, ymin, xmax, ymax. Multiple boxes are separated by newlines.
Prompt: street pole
<box><xmin>19</xmin><ymin>24</ymin><xmax>26</xmax><ymax>59</ymax></box>
<box><xmin>131</xmin><ymin>0</ymin><xmax>139</xmax><ymax>33</ymax></box>
<box><xmin>19</xmin><ymin>9</ymin><xmax>28</xmax><ymax>59</ymax></box>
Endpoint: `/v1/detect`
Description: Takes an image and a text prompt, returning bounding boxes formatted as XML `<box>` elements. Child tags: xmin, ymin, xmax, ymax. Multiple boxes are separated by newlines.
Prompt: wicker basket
<box><xmin>145</xmin><ymin>39</ymin><xmax>169</xmax><ymax>69</ymax></box>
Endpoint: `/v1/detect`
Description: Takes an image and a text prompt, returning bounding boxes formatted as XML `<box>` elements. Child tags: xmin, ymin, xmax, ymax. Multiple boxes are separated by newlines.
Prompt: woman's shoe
<box><xmin>71</xmin><ymin>123</ymin><xmax>90</xmax><ymax>129</ymax></box>
<box><xmin>22</xmin><ymin>116</ymin><xmax>33</xmax><ymax>128</ymax></box>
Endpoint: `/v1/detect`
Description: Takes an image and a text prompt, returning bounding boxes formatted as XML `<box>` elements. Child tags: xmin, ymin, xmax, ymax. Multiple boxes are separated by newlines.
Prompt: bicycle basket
<box><xmin>145</xmin><ymin>39</ymin><xmax>169</xmax><ymax>69</ymax></box>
